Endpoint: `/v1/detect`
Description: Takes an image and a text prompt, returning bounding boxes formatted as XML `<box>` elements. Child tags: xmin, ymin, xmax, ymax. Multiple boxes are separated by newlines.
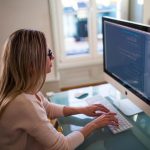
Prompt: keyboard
<box><xmin>85</xmin><ymin>95</ymin><xmax>133</xmax><ymax>134</ymax></box>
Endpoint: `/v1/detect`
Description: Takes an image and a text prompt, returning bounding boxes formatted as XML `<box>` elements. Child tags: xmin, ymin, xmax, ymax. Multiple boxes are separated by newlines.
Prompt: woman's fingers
<box><xmin>110</xmin><ymin>120</ymin><xmax>119</xmax><ymax>127</ymax></box>
<box><xmin>105</xmin><ymin>112</ymin><xmax>117</xmax><ymax>116</ymax></box>
<box><xmin>108</xmin><ymin>114</ymin><xmax>119</xmax><ymax>125</ymax></box>
<box><xmin>105</xmin><ymin>113</ymin><xmax>119</xmax><ymax>126</ymax></box>
<box><xmin>93</xmin><ymin>104</ymin><xmax>110</xmax><ymax>112</ymax></box>
<box><xmin>94</xmin><ymin>111</ymin><xmax>103</xmax><ymax>116</ymax></box>
<box><xmin>93</xmin><ymin>112</ymin><xmax>119</xmax><ymax>128</ymax></box>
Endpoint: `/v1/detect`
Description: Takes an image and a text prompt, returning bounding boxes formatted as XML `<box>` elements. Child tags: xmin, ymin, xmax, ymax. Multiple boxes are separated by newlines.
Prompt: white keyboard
<box><xmin>85</xmin><ymin>95</ymin><xmax>133</xmax><ymax>134</ymax></box>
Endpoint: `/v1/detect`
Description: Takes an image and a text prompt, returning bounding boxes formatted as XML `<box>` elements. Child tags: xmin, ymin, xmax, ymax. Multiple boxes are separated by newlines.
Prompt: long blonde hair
<box><xmin>0</xmin><ymin>29</ymin><xmax>47</xmax><ymax>117</ymax></box>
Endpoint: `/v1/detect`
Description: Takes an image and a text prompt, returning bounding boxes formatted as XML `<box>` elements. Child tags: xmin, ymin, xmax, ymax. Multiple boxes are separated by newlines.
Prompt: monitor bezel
<box><xmin>102</xmin><ymin>16</ymin><xmax>150</xmax><ymax>108</ymax></box>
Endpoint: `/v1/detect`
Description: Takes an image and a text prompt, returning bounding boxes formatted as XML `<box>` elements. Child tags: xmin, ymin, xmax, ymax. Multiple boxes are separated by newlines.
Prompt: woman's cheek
<box><xmin>46</xmin><ymin>58</ymin><xmax>52</xmax><ymax>73</ymax></box>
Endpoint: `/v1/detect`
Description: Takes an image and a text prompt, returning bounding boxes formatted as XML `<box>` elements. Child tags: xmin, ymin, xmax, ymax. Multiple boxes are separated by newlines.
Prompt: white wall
<box><xmin>129</xmin><ymin>0</ymin><xmax>143</xmax><ymax>23</ymax></box>
<box><xmin>0</xmin><ymin>0</ymin><xmax>52</xmax><ymax>49</ymax></box>
<box><xmin>143</xmin><ymin>0</ymin><xmax>150</xmax><ymax>24</ymax></box>
<box><xmin>59</xmin><ymin>64</ymin><xmax>105</xmax><ymax>88</ymax></box>
<box><xmin>128</xmin><ymin>0</ymin><xmax>150</xmax><ymax>24</ymax></box>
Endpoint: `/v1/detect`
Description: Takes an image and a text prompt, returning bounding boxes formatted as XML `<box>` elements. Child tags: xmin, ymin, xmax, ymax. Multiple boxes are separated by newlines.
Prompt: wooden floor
<box><xmin>61</xmin><ymin>81</ymin><xmax>106</xmax><ymax>91</ymax></box>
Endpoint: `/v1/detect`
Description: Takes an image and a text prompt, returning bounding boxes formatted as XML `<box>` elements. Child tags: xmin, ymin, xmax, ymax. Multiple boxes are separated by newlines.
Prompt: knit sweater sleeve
<box><xmin>38</xmin><ymin>92</ymin><xmax>65</xmax><ymax>119</ymax></box>
<box><xmin>13</xmin><ymin>95</ymin><xmax>84</xmax><ymax>150</ymax></box>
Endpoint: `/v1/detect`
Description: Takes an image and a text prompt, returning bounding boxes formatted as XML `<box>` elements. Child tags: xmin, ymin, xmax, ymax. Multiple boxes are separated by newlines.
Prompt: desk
<box><xmin>48</xmin><ymin>84</ymin><xmax>150</xmax><ymax>150</ymax></box>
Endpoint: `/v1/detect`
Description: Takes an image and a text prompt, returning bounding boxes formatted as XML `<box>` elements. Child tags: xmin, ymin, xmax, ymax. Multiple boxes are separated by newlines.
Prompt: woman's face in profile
<box><xmin>46</xmin><ymin>49</ymin><xmax>54</xmax><ymax>73</ymax></box>
<box><xmin>46</xmin><ymin>56</ymin><xmax>52</xmax><ymax>73</ymax></box>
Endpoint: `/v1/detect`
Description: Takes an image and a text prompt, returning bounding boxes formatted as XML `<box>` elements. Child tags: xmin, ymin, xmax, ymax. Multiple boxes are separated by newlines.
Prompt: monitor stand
<box><xmin>112</xmin><ymin>98</ymin><xmax>143</xmax><ymax>116</ymax></box>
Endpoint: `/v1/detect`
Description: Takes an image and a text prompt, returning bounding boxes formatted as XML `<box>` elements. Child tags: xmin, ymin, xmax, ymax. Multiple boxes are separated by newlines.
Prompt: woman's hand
<box><xmin>80</xmin><ymin>112</ymin><xmax>118</xmax><ymax>138</ymax></box>
<box><xmin>81</xmin><ymin>104</ymin><xmax>110</xmax><ymax>117</ymax></box>
<box><xmin>92</xmin><ymin>112</ymin><xmax>118</xmax><ymax>129</ymax></box>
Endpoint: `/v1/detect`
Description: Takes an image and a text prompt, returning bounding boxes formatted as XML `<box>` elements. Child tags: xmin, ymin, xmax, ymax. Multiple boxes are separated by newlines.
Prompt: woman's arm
<box><xmin>63</xmin><ymin>106</ymin><xmax>118</xmax><ymax>138</ymax></box>
<box><xmin>63</xmin><ymin>104</ymin><xmax>110</xmax><ymax>117</ymax></box>
<box><xmin>14</xmin><ymin>96</ymin><xmax>84</xmax><ymax>150</ymax></box>
<box><xmin>40</xmin><ymin>92</ymin><xmax>109</xmax><ymax>119</ymax></box>
<box><xmin>38</xmin><ymin>92</ymin><xmax>64</xmax><ymax>119</ymax></box>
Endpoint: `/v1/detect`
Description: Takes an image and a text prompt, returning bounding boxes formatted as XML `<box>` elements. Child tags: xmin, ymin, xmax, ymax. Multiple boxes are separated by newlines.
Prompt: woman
<box><xmin>0</xmin><ymin>29</ymin><xmax>118</xmax><ymax>150</ymax></box>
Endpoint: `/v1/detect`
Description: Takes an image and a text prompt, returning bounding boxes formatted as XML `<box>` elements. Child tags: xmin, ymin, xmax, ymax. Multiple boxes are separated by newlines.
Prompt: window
<box><xmin>62</xmin><ymin>0</ymin><xmax>90</xmax><ymax>56</ymax></box>
<box><xmin>96</xmin><ymin>0</ymin><xmax>120</xmax><ymax>53</ymax></box>
<box><xmin>49</xmin><ymin>0</ymin><xmax>128</xmax><ymax>68</ymax></box>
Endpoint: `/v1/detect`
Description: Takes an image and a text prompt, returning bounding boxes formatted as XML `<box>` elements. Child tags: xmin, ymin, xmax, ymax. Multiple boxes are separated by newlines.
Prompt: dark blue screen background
<box><xmin>104</xmin><ymin>22</ymin><xmax>150</xmax><ymax>100</ymax></box>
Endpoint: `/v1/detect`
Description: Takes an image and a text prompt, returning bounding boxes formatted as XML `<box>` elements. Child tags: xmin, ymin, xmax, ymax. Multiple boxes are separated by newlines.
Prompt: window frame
<box><xmin>49</xmin><ymin>0</ymin><xmax>129</xmax><ymax>69</ymax></box>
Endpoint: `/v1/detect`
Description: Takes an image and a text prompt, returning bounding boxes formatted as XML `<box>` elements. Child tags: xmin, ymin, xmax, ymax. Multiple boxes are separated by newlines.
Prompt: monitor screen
<box><xmin>102</xmin><ymin>17</ymin><xmax>150</xmax><ymax>115</ymax></box>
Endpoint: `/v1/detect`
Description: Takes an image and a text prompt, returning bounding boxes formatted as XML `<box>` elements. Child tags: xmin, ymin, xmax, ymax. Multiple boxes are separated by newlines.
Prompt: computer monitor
<box><xmin>102</xmin><ymin>17</ymin><xmax>150</xmax><ymax>116</ymax></box>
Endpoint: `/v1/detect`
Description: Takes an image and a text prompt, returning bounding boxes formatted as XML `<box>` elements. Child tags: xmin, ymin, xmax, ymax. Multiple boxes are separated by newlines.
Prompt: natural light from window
<box><xmin>61</xmin><ymin>0</ymin><xmax>120</xmax><ymax>57</ymax></box>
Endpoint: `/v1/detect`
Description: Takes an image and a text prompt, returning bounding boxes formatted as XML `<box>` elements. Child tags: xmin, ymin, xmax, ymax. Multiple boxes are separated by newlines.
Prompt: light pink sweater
<box><xmin>0</xmin><ymin>92</ymin><xmax>84</xmax><ymax>150</ymax></box>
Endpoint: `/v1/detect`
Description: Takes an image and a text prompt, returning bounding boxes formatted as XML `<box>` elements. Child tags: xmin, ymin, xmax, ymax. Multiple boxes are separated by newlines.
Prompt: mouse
<box><xmin>74</xmin><ymin>92</ymin><xmax>89</xmax><ymax>99</ymax></box>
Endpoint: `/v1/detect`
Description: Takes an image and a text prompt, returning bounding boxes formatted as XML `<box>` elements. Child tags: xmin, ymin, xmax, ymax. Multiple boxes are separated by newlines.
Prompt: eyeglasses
<box><xmin>48</xmin><ymin>49</ymin><xmax>54</xmax><ymax>60</ymax></box>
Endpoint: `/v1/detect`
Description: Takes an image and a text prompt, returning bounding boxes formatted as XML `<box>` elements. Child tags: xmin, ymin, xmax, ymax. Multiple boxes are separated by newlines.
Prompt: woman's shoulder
<box><xmin>14</xmin><ymin>93</ymin><xmax>35</xmax><ymax>104</ymax></box>
<box><xmin>1</xmin><ymin>93</ymin><xmax>37</xmax><ymax>120</ymax></box>
<box><xmin>8</xmin><ymin>93</ymin><xmax>39</xmax><ymax>111</ymax></box>
<box><xmin>6</xmin><ymin>92</ymin><xmax>45</xmax><ymax>114</ymax></box>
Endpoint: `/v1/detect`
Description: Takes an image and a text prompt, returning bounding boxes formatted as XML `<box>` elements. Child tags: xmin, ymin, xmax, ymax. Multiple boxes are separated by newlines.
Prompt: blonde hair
<box><xmin>0</xmin><ymin>29</ymin><xmax>47</xmax><ymax>116</ymax></box>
